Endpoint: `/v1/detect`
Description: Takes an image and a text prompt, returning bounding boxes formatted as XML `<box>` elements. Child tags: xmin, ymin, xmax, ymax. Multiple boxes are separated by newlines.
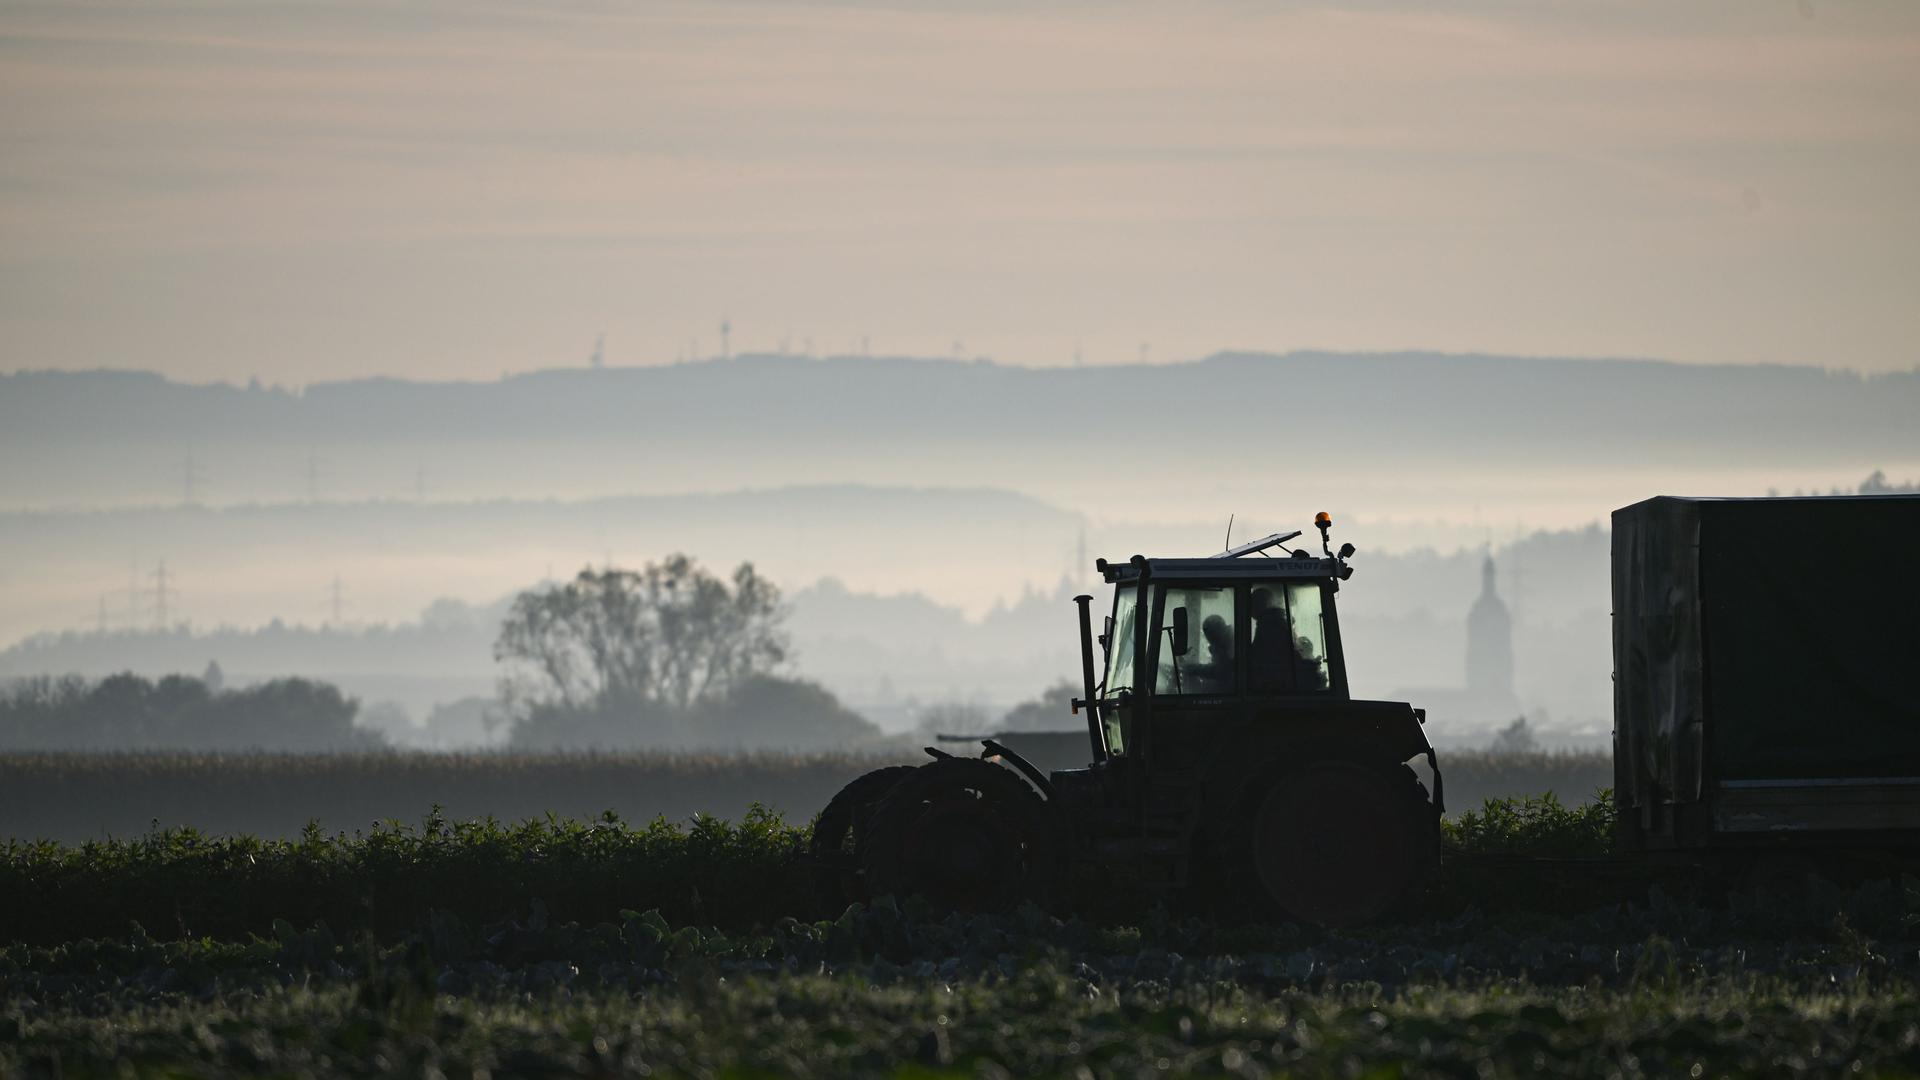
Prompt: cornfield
<box><xmin>0</xmin><ymin>748</ymin><xmax>1613</xmax><ymax>843</ymax></box>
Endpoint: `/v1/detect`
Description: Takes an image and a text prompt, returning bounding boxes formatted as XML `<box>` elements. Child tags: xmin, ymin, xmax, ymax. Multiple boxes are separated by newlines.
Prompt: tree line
<box><xmin>0</xmin><ymin>673</ymin><xmax>378</xmax><ymax>752</ymax></box>
<box><xmin>0</xmin><ymin>554</ymin><xmax>887</xmax><ymax>752</ymax></box>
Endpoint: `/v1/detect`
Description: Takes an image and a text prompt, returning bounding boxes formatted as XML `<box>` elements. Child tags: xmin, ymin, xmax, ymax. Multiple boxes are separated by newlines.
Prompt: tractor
<box><xmin>812</xmin><ymin>514</ymin><xmax>1444</xmax><ymax>926</ymax></box>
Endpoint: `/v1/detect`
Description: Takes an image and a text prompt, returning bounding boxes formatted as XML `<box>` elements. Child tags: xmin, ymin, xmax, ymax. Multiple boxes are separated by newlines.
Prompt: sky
<box><xmin>1</xmin><ymin>1</ymin><xmax>1917</xmax><ymax>383</ymax></box>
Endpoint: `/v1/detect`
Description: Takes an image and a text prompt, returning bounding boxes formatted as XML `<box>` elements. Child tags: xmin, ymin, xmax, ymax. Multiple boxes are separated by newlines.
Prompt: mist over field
<box><xmin>2</xmin><ymin>351</ymin><xmax>1914</xmax><ymax>747</ymax></box>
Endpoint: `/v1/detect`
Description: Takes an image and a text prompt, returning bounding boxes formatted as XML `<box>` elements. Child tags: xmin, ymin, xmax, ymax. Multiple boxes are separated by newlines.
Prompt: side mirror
<box><xmin>1170</xmin><ymin>606</ymin><xmax>1190</xmax><ymax>657</ymax></box>
<box><xmin>1338</xmin><ymin>542</ymin><xmax>1355</xmax><ymax>559</ymax></box>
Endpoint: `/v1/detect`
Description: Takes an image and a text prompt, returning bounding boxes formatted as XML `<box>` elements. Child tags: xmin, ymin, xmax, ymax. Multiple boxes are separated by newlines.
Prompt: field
<box><xmin>9</xmin><ymin>796</ymin><xmax>1920</xmax><ymax>1076</ymax></box>
<box><xmin>12</xmin><ymin>920</ymin><xmax>1917</xmax><ymax>1077</ymax></box>
<box><xmin>0</xmin><ymin>748</ymin><xmax>1614</xmax><ymax>842</ymax></box>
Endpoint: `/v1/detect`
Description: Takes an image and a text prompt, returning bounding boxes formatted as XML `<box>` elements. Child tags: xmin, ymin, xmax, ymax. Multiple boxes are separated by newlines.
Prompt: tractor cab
<box><xmin>1072</xmin><ymin>514</ymin><xmax>1428</xmax><ymax>770</ymax></box>
<box><xmin>1089</xmin><ymin>542</ymin><xmax>1351</xmax><ymax>759</ymax></box>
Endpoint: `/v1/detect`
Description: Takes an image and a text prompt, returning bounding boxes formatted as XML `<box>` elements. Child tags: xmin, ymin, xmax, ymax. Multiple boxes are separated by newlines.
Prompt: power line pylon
<box><xmin>151</xmin><ymin>560</ymin><xmax>173</xmax><ymax>630</ymax></box>
<box><xmin>305</xmin><ymin>450</ymin><xmax>338</xmax><ymax>503</ymax></box>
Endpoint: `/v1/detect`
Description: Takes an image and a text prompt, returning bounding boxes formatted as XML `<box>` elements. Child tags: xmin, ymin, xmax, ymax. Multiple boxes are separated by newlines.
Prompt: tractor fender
<box><xmin>1202</xmin><ymin>735</ymin><xmax>1427</xmax><ymax>824</ymax></box>
<box><xmin>862</xmin><ymin>755</ymin><xmax>1062</xmax><ymax>911</ymax></box>
<box><xmin>981</xmin><ymin>739</ymin><xmax>1055</xmax><ymax>800</ymax></box>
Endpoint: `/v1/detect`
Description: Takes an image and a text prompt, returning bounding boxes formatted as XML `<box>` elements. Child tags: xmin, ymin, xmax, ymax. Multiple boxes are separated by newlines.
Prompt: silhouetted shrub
<box><xmin>1445</xmin><ymin>791</ymin><xmax>1615</xmax><ymax>858</ymax></box>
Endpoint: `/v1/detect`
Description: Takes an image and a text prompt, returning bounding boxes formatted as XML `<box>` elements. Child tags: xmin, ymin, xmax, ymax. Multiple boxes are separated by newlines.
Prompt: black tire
<box><xmin>810</xmin><ymin>765</ymin><xmax>921</xmax><ymax>910</ymax></box>
<box><xmin>1244</xmin><ymin>760</ymin><xmax>1438</xmax><ymax>927</ymax></box>
<box><xmin>861</xmin><ymin>757</ymin><xmax>1059</xmax><ymax>912</ymax></box>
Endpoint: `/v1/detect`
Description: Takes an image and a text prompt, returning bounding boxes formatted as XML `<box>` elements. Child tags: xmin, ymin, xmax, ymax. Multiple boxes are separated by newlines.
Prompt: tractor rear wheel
<box><xmin>810</xmin><ymin>765</ymin><xmax>921</xmax><ymax>910</ymax></box>
<box><xmin>861</xmin><ymin>757</ymin><xmax>1058</xmax><ymax>912</ymax></box>
<box><xmin>1249</xmin><ymin>761</ymin><xmax>1437</xmax><ymax>927</ymax></box>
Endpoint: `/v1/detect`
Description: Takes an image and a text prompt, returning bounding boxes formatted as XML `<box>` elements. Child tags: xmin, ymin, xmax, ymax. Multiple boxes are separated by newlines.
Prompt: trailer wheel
<box><xmin>1249</xmin><ymin>761</ymin><xmax>1437</xmax><ymax>927</ymax></box>
<box><xmin>862</xmin><ymin>757</ymin><xmax>1057</xmax><ymax>912</ymax></box>
<box><xmin>810</xmin><ymin>765</ymin><xmax>921</xmax><ymax>910</ymax></box>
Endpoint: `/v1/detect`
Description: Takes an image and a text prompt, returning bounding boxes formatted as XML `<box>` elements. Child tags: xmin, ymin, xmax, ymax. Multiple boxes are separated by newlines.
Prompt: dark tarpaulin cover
<box><xmin>1615</xmin><ymin>495</ymin><xmax>1920</xmax><ymax>809</ymax></box>
<box><xmin>1700</xmin><ymin>497</ymin><xmax>1920</xmax><ymax>781</ymax></box>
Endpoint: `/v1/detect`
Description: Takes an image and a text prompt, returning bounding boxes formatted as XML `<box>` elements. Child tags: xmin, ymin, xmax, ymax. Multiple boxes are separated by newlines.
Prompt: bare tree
<box><xmin>495</xmin><ymin>555</ymin><xmax>787</xmax><ymax>721</ymax></box>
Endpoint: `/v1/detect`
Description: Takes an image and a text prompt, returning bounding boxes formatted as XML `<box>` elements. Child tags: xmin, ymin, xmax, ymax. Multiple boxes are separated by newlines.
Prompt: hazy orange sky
<box><xmin>2</xmin><ymin>1</ymin><xmax>1916</xmax><ymax>382</ymax></box>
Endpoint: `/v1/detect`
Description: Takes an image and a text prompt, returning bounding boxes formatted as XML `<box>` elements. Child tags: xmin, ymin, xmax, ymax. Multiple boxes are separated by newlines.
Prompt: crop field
<box><xmin>8</xmin><ymin>797</ymin><xmax>1920</xmax><ymax>1076</ymax></box>
<box><xmin>0</xmin><ymin>748</ymin><xmax>1613</xmax><ymax>843</ymax></box>
<box><xmin>11</xmin><ymin>912</ymin><xmax>1918</xmax><ymax>1078</ymax></box>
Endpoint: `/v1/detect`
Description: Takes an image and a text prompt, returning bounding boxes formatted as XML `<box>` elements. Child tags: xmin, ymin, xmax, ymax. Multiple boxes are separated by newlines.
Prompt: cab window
<box><xmin>1248</xmin><ymin>581</ymin><xmax>1330</xmax><ymax>693</ymax></box>
<box><xmin>1101</xmin><ymin>586</ymin><xmax>1142</xmax><ymax>755</ymax></box>
<box><xmin>1154</xmin><ymin>586</ymin><xmax>1236</xmax><ymax>695</ymax></box>
<box><xmin>1103</xmin><ymin>587</ymin><xmax>1141</xmax><ymax>695</ymax></box>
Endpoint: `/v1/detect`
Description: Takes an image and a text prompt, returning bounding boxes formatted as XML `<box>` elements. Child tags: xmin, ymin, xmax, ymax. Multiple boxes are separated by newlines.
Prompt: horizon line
<box><xmin>7</xmin><ymin>346</ymin><xmax>1911</xmax><ymax>392</ymax></box>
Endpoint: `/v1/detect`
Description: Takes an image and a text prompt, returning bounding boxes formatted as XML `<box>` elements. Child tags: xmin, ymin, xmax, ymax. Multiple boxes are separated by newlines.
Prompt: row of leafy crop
<box><xmin>0</xmin><ymin>807</ymin><xmax>812</xmax><ymax>946</ymax></box>
<box><xmin>0</xmin><ymin>746</ymin><xmax>1612</xmax><ymax>843</ymax></box>
<box><xmin>9</xmin><ymin>891</ymin><xmax>1920</xmax><ymax>1078</ymax></box>
<box><xmin>3</xmin><ymin>794</ymin><xmax>1630</xmax><ymax>947</ymax></box>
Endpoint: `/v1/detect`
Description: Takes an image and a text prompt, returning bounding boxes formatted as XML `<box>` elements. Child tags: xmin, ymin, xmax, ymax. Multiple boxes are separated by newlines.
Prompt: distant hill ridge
<box><xmin>4</xmin><ymin>351</ymin><xmax>1914</xmax><ymax>465</ymax></box>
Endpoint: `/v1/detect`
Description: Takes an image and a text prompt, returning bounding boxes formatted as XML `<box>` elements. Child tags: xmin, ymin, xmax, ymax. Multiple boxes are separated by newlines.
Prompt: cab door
<box><xmin>1139</xmin><ymin>583</ymin><xmax>1248</xmax><ymax>837</ymax></box>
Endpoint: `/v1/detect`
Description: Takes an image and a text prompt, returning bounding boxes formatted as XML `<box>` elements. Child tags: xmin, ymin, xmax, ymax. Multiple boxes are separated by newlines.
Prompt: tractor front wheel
<box><xmin>1249</xmin><ymin>761</ymin><xmax>1437</xmax><ymax>927</ymax></box>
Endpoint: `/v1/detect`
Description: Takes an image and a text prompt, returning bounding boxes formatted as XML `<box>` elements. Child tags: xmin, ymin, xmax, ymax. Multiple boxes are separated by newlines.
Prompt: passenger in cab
<box><xmin>1248</xmin><ymin>588</ymin><xmax>1292</xmax><ymax>690</ymax></box>
<box><xmin>1249</xmin><ymin>586</ymin><xmax>1329</xmax><ymax>692</ymax></box>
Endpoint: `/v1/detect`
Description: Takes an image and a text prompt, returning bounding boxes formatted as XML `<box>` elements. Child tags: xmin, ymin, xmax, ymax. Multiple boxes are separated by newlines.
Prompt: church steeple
<box><xmin>1466</xmin><ymin>554</ymin><xmax>1513</xmax><ymax>695</ymax></box>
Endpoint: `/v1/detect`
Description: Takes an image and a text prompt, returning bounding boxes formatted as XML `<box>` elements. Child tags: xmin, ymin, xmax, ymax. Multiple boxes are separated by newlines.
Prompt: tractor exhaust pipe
<box><xmin>1072</xmin><ymin>593</ymin><xmax>1107</xmax><ymax>763</ymax></box>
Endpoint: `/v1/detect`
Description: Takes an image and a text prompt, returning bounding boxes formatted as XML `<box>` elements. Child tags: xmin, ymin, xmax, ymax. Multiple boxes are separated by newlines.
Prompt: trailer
<box><xmin>1612</xmin><ymin>494</ymin><xmax>1920</xmax><ymax>861</ymax></box>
